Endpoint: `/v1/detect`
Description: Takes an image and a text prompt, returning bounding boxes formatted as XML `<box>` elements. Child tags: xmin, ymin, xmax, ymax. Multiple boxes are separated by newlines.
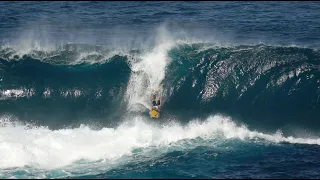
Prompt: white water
<box><xmin>0</xmin><ymin>88</ymin><xmax>36</xmax><ymax>100</ymax></box>
<box><xmin>0</xmin><ymin>88</ymin><xmax>90</xmax><ymax>100</ymax></box>
<box><xmin>125</xmin><ymin>25</ymin><xmax>175</xmax><ymax>111</ymax></box>
<box><xmin>1</xmin><ymin>114</ymin><xmax>320</xmax><ymax>171</ymax></box>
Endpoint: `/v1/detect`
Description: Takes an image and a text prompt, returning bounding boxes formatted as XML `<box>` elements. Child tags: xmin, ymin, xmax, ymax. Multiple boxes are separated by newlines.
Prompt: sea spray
<box><xmin>125</xmin><ymin>25</ymin><xmax>175</xmax><ymax>111</ymax></box>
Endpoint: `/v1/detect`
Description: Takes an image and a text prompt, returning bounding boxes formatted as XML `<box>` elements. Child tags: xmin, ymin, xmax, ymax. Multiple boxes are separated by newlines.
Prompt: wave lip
<box><xmin>0</xmin><ymin>43</ymin><xmax>133</xmax><ymax>65</ymax></box>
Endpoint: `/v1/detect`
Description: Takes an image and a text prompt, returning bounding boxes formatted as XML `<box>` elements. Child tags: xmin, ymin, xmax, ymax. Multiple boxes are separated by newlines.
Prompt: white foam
<box><xmin>43</xmin><ymin>88</ymin><xmax>52</xmax><ymax>99</ymax></box>
<box><xmin>70</xmin><ymin>49</ymin><xmax>131</xmax><ymax>65</ymax></box>
<box><xmin>60</xmin><ymin>89</ymin><xmax>83</xmax><ymax>98</ymax></box>
<box><xmin>125</xmin><ymin>25</ymin><xmax>175</xmax><ymax>110</ymax></box>
<box><xmin>1</xmin><ymin>114</ymin><xmax>320</xmax><ymax>170</ymax></box>
<box><xmin>0</xmin><ymin>88</ymin><xmax>35</xmax><ymax>100</ymax></box>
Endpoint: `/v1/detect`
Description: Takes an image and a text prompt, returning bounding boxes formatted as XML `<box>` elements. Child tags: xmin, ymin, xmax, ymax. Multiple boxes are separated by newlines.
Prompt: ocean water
<box><xmin>1</xmin><ymin>1</ymin><xmax>320</xmax><ymax>179</ymax></box>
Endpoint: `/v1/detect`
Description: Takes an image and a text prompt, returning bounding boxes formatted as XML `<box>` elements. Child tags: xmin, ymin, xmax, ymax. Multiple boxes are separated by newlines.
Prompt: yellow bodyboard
<box><xmin>150</xmin><ymin>109</ymin><xmax>160</xmax><ymax>118</ymax></box>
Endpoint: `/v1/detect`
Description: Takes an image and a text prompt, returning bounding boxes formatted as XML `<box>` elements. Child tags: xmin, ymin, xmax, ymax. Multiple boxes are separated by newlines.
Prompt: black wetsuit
<box><xmin>152</xmin><ymin>100</ymin><xmax>160</xmax><ymax>106</ymax></box>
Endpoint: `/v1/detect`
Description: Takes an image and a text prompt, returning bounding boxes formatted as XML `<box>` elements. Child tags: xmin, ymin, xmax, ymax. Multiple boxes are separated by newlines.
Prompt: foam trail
<box><xmin>0</xmin><ymin>88</ymin><xmax>36</xmax><ymax>100</ymax></box>
<box><xmin>1</xmin><ymin>114</ymin><xmax>320</xmax><ymax>170</ymax></box>
<box><xmin>125</xmin><ymin>26</ymin><xmax>175</xmax><ymax>111</ymax></box>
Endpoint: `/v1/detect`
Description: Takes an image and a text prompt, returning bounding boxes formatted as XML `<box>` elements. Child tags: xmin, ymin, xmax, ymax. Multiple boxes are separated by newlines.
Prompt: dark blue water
<box><xmin>1</xmin><ymin>1</ymin><xmax>320</xmax><ymax>179</ymax></box>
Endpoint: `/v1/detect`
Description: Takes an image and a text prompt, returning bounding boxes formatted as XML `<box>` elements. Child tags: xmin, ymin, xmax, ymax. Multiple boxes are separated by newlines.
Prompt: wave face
<box><xmin>163</xmin><ymin>44</ymin><xmax>320</xmax><ymax>132</ymax></box>
<box><xmin>1</xmin><ymin>44</ymin><xmax>319</xmax><ymax>133</ymax></box>
<box><xmin>0</xmin><ymin>46</ymin><xmax>132</xmax><ymax>129</ymax></box>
